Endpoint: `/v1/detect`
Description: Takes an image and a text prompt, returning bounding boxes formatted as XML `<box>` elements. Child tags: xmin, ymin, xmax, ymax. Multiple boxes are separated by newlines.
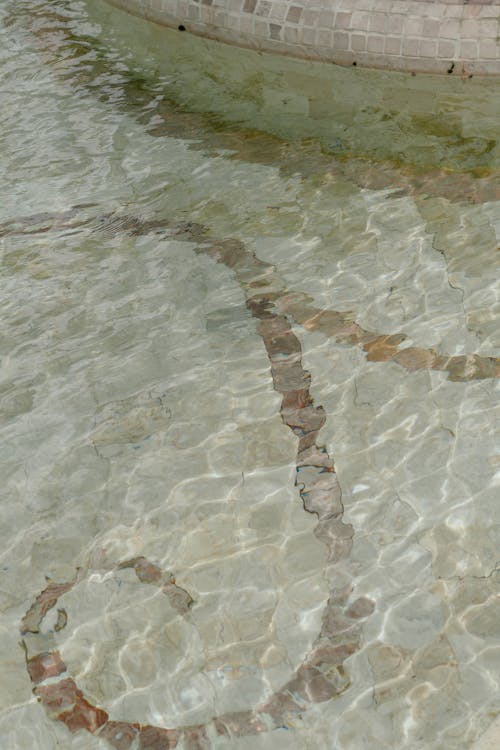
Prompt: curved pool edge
<box><xmin>103</xmin><ymin>0</ymin><xmax>500</xmax><ymax>76</ymax></box>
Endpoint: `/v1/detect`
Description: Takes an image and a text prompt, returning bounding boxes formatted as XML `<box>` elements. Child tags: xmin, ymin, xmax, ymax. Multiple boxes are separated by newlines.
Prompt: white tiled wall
<box><xmin>105</xmin><ymin>0</ymin><xmax>500</xmax><ymax>74</ymax></box>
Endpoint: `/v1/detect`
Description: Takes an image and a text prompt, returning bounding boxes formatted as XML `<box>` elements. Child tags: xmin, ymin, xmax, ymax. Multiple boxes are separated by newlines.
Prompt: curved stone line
<box><xmin>21</xmin><ymin>429</ymin><xmax>371</xmax><ymax>747</ymax></box>
<box><xmin>20</xmin><ymin>221</ymin><xmax>495</xmax><ymax>745</ymax></box>
<box><xmin>181</xmin><ymin>225</ymin><xmax>498</xmax><ymax>383</ymax></box>
<box><xmin>20</xmin><ymin>226</ymin><xmax>376</xmax><ymax>748</ymax></box>
<box><xmin>280</xmin><ymin>299</ymin><xmax>500</xmax><ymax>382</ymax></box>
<box><xmin>3</xmin><ymin>211</ymin><xmax>499</xmax><ymax>381</ymax></box>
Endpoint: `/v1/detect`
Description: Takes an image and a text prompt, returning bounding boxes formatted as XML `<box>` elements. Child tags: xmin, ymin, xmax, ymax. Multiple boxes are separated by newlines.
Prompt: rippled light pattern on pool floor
<box><xmin>0</xmin><ymin>2</ymin><xmax>499</xmax><ymax>749</ymax></box>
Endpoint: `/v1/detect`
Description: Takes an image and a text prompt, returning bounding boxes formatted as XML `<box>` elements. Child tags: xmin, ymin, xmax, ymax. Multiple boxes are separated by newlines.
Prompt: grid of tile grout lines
<box><xmin>105</xmin><ymin>0</ymin><xmax>500</xmax><ymax>75</ymax></box>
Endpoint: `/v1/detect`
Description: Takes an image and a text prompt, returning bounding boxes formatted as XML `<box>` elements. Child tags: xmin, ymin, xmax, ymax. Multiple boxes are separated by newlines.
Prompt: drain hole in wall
<box><xmin>178</xmin><ymin>24</ymin><xmax>186</xmax><ymax>31</ymax></box>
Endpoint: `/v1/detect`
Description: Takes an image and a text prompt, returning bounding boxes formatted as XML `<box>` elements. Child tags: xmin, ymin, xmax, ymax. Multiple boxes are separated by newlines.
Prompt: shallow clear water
<box><xmin>1</xmin><ymin>2</ymin><xmax>499</xmax><ymax>749</ymax></box>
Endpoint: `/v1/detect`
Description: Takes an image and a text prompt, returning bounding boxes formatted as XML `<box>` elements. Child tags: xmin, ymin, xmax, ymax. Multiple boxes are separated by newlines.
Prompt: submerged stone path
<box><xmin>20</xmin><ymin>221</ymin><xmax>375</xmax><ymax>749</ymax></box>
<box><xmin>17</xmin><ymin>216</ymin><xmax>498</xmax><ymax>748</ymax></box>
<box><xmin>2</xmin><ymin>211</ymin><xmax>499</xmax><ymax>381</ymax></box>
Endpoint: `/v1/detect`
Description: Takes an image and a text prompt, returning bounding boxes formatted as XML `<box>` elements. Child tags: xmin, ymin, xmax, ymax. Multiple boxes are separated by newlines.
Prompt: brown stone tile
<box><xmin>299</xmin><ymin>308</ymin><xmax>353</xmax><ymax>336</ymax></box>
<box><xmin>393</xmin><ymin>346</ymin><xmax>437</xmax><ymax>372</ymax></box>
<box><xmin>282</xmin><ymin>404</ymin><xmax>327</xmax><ymax>434</ymax></box>
<box><xmin>243</xmin><ymin>0</ymin><xmax>257</xmax><ymax>13</ymax></box>
<box><xmin>139</xmin><ymin>725</ymin><xmax>181</xmax><ymax>749</ymax></box>
<box><xmin>329</xmin><ymin>584</ymin><xmax>353</xmax><ymax>605</ymax></box>
<box><xmin>258</xmin><ymin>689</ymin><xmax>303</xmax><ymax>722</ymax></box>
<box><xmin>34</xmin><ymin>678</ymin><xmax>79</xmax><ymax>714</ymax></box>
<box><xmin>21</xmin><ymin>579</ymin><xmax>76</xmax><ymax>634</ymax></box>
<box><xmin>99</xmin><ymin>721</ymin><xmax>140</xmax><ymax>749</ymax></box>
<box><xmin>257</xmin><ymin>314</ymin><xmax>291</xmax><ymax>337</ymax></box>
<box><xmin>246</xmin><ymin>296</ymin><xmax>275</xmax><ymax>319</ymax></box>
<box><xmin>264</xmin><ymin>331</ymin><xmax>302</xmax><ymax>360</ymax></box>
<box><xmin>120</xmin><ymin>556</ymin><xmax>163</xmax><ymax>583</ymax></box>
<box><xmin>271</xmin><ymin>360</ymin><xmax>311</xmax><ymax>392</ymax></box>
<box><xmin>59</xmin><ymin>695</ymin><xmax>108</xmax><ymax>734</ymax></box>
<box><xmin>363</xmin><ymin>334</ymin><xmax>406</xmax><ymax>362</ymax></box>
<box><xmin>296</xmin><ymin>444</ymin><xmax>334</xmax><ymax>470</ymax></box>
<box><xmin>281</xmin><ymin>388</ymin><xmax>312</xmax><ymax>411</ymax></box>
<box><xmin>55</xmin><ymin>608</ymin><xmax>68</xmax><ymax>632</ymax></box>
<box><xmin>256</xmin><ymin>1</ymin><xmax>271</xmax><ymax>17</ymax></box>
<box><xmin>346</xmin><ymin>597</ymin><xmax>376</xmax><ymax>619</ymax></box>
<box><xmin>269</xmin><ymin>23</ymin><xmax>282</xmax><ymax>40</ymax></box>
<box><xmin>300</xmin><ymin>477</ymin><xmax>343</xmax><ymax>520</ymax></box>
<box><xmin>285</xmin><ymin>665</ymin><xmax>338</xmax><ymax>702</ymax></box>
<box><xmin>182</xmin><ymin>725</ymin><xmax>210</xmax><ymax>749</ymax></box>
<box><xmin>162</xmin><ymin>580</ymin><xmax>195</xmax><ymax>614</ymax></box>
<box><xmin>286</xmin><ymin>5</ymin><xmax>302</xmax><ymax>24</ymax></box>
<box><xmin>27</xmin><ymin>651</ymin><xmax>66</xmax><ymax>684</ymax></box>
<box><xmin>314</xmin><ymin>519</ymin><xmax>354</xmax><ymax>561</ymax></box>
<box><xmin>444</xmin><ymin>354</ymin><xmax>500</xmax><ymax>381</ymax></box>
<box><xmin>320</xmin><ymin>608</ymin><xmax>358</xmax><ymax>639</ymax></box>
<box><xmin>207</xmin><ymin>239</ymin><xmax>247</xmax><ymax>269</ymax></box>
<box><xmin>213</xmin><ymin>710</ymin><xmax>266</xmax><ymax>737</ymax></box>
<box><xmin>307</xmin><ymin>642</ymin><xmax>358</xmax><ymax>668</ymax></box>
<box><xmin>297</xmin><ymin>430</ymin><xmax>321</xmax><ymax>453</ymax></box>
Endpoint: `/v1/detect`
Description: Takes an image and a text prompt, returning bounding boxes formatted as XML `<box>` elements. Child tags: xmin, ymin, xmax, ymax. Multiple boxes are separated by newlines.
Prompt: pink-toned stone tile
<box><xmin>405</xmin><ymin>17</ymin><xmax>423</xmax><ymax>36</ymax></box>
<box><xmin>300</xmin><ymin>27</ymin><xmax>317</xmax><ymax>45</ymax></box>
<box><xmin>385</xmin><ymin>36</ymin><xmax>402</xmax><ymax>55</ymax></box>
<box><xmin>441</xmin><ymin>18</ymin><xmax>460</xmax><ymax>38</ymax></box>
<box><xmin>464</xmin><ymin>4</ymin><xmax>482</xmax><ymax>18</ymax></box>
<box><xmin>420</xmin><ymin>39</ymin><xmax>437</xmax><ymax>57</ymax></box>
<box><xmin>254</xmin><ymin>19</ymin><xmax>268</xmax><ymax>35</ymax></box>
<box><xmin>351</xmin><ymin>33</ymin><xmax>366</xmax><ymax>52</ymax></box>
<box><xmin>387</xmin><ymin>14</ymin><xmax>404</xmax><ymax>34</ymax></box>
<box><xmin>243</xmin><ymin>0</ymin><xmax>257</xmax><ymax>13</ymax></box>
<box><xmin>139</xmin><ymin>725</ymin><xmax>181</xmax><ymax>749</ymax></box>
<box><xmin>370</xmin><ymin>12</ymin><xmax>389</xmax><ymax>33</ymax></box>
<box><xmin>422</xmin><ymin>18</ymin><xmax>440</xmax><ymax>37</ymax></box>
<box><xmin>59</xmin><ymin>696</ymin><xmax>109</xmax><ymax>734</ymax></box>
<box><xmin>213</xmin><ymin>711</ymin><xmax>267</xmax><ymax>737</ymax></box>
<box><xmin>335</xmin><ymin>11</ymin><xmax>352</xmax><ymax>30</ymax></box>
<box><xmin>286</xmin><ymin>5</ymin><xmax>302</xmax><ymax>23</ymax></box>
<box><xmin>303</xmin><ymin>9</ymin><xmax>319</xmax><ymax>27</ymax></box>
<box><xmin>438</xmin><ymin>39</ymin><xmax>456</xmax><ymax>58</ymax></box>
<box><xmin>333</xmin><ymin>30</ymin><xmax>349</xmax><ymax>50</ymax></box>
<box><xmin>479</xmin><ymin>18</ymin><xmax>500</xmax><ymax>36</ymax></box>
<box><xmin>351</xmin><ymin>11</ymin><xmax>370</xmax><ymax>31</ymax></box>
<box><xmin>479</xmin><ymin>40</ymin><xmax>499</xmax><ymax>59</ymax></box>
<box><xmin>269</xmin><ymin>22</ymin><xmax>281</xmax><ymax>39</ymax></box>
<box><xmin>99</xmin><ymin>721</ymin><xmax>140</xmax><ymax>749</ymax></box>
<box><xmin>393</xmin><ymin>347</ymin><xmax>438</xmax><ymax>372</ymax></box>
<box><xmin>403</xmin><ymin>38</ymin><xmax>420</xmax><ymax>57</ymax></box>
<box><xmin>256</xmin><ymin>0</ymin><xmax>271</xmax><ymax>17</ymax></box>
<box><xmin>462</xmin><ymin>18</ymin><xmax>480</xmax><ymax>36</ymax></box>
<box><xmin>460</xmin><ymin>39</ymin><xmax>479</xmax><ymax>58</ymax></box>
<box><xmin>35</xmin><ymin>678</ymin><xmax>79</xmax><ymax>714</ymax></box>
<box><xmin>284</xmin><ymin>25</ymin><xmax>299</xmax><ymax>43</ymax></box>
<box><xmin>319</xmin><ymin>9</ymin><xmax>334</xmax><ymax>27</ymax></box>
<box><xmin>367</xmin><ymin>34</ymin><xmax>384</xmax><ymax>53</ymax></box>
<box><xmin>317</xmin><ymin>28</ymin><xmax>333</xmax><ymax>46</ymax></box>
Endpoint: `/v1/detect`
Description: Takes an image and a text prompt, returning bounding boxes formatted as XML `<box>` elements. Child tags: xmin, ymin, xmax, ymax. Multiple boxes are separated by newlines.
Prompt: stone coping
<box><xmin>103</xmin><ymin>0</ymin><xmax>500</xmax><ymax>75</ymax></box>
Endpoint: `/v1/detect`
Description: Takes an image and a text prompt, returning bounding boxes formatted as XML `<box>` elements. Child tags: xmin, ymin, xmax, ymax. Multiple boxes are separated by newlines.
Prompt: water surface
<box><xmin>1</xmin><ymin>2</ymin><xmax>499</xmax><ymax>748</ymax></box>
